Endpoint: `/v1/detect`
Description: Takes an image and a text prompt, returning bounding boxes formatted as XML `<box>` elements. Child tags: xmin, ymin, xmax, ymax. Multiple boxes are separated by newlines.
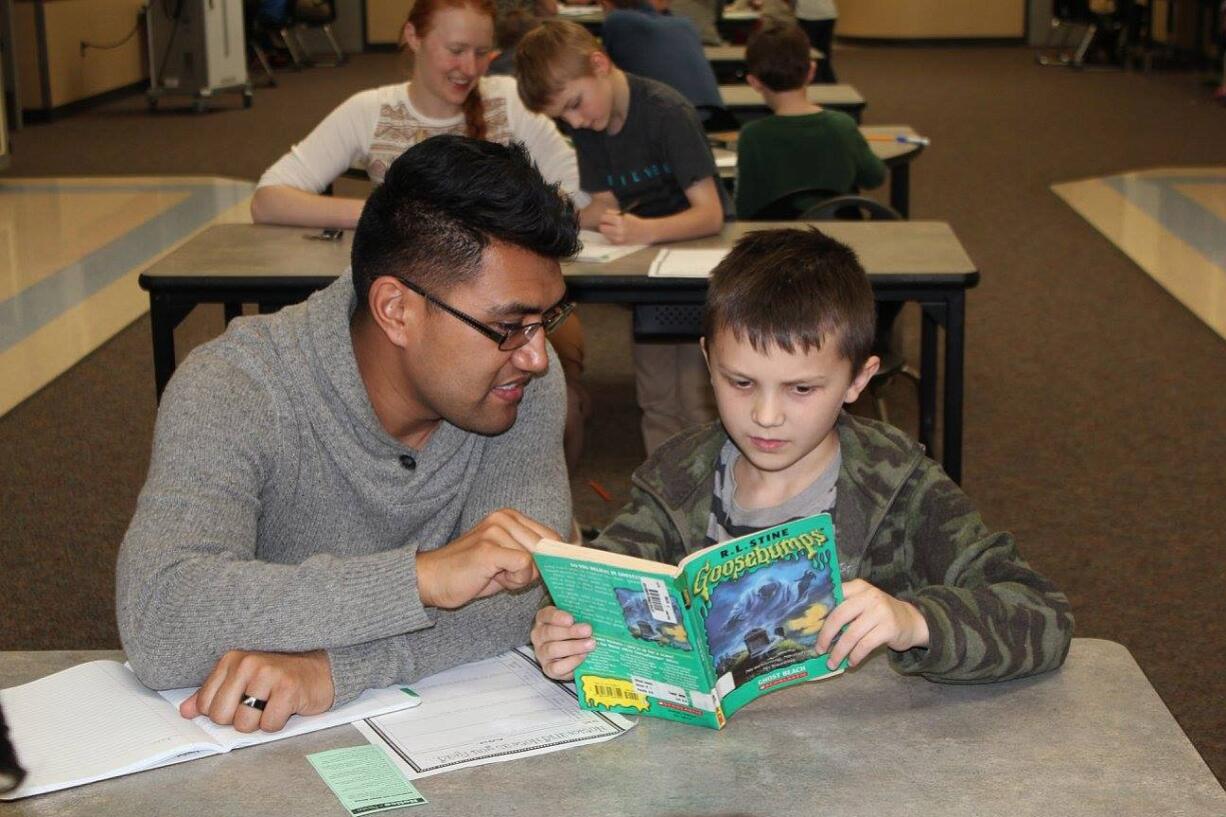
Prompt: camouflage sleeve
<box><xmin>876</xmin><ymin>460</ymin><xmax>1074</xmax><ymax>683</ymax></box>
<box><xmin>589</xmin><ymin>481</ymin><xmax>690</xmax><ymax>566</ymax></box>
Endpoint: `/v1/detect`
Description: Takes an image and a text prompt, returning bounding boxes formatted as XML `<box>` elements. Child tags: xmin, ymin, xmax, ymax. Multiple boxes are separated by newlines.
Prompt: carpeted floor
<box><xmin>1</xmin><ymin>46</ymin><xmax>1223</xmax><ymax>783</ymax></box>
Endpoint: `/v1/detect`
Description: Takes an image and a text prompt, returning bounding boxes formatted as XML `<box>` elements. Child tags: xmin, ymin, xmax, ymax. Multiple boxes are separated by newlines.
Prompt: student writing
<box><xmin>734</xmin><ymin>21</ymin><xmax>884</xmax><ymax>220</ymax></box>
<box><xmin>515</xmin><ymin>20</ymin><xmax>729</xmax><ymax>452</ymax></box>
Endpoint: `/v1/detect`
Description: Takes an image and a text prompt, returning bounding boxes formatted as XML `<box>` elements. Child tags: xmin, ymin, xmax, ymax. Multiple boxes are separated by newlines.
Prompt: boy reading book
<box><xmin>533</xmin><ymin>228</ymin><xmax>1074</xmax><ymax>683</ymax></box>
<box><xmin>734</xmin><ymin>22</ymin><xmax>885</xmax><ymax>219</ymax></box>
<box><xmin>515</xmin><ymin>20</ymin><xmax>730</xmax><ymax>453</ymax></box>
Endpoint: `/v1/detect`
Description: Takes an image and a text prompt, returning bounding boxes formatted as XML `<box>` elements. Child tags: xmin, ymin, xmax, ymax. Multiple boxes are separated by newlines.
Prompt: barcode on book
<box><xmin>594</xmin><ymin>684</ymin><xmax>640</xmax><ymax>700</ymax></box>
<box><xmin>641</xmin><ymin>577</ymin><xmax>677</xmax><ymax>624</ymax></box>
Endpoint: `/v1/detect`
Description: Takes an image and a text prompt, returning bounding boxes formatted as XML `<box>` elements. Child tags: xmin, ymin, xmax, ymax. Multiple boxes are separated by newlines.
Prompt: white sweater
<box><xmin>259</xmin><ymin>76</ymin><xmax>590</xmax><ymax>208</ymax></box>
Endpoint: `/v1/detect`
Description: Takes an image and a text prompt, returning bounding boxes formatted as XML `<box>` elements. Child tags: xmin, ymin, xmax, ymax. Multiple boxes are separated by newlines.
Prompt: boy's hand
<box><xmin>598</xmin><ymin>210</ymin><xmax>652</xmax><ymax>245</ymax></box>
<box><xmin>531</xmin><ymin>606</ymin><xmax>595</xmax><ymax>680</ymax></box>
<box><xmin>816</xmin><ymin>579</ymin><xmax>930</xmax><ymax>669</ymax></box>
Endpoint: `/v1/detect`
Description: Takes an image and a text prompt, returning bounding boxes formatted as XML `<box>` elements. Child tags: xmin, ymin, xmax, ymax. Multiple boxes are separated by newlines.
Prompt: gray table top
<box><xmin>713</xmin><ymin>124</ymin><xmax>922</xmax><ymax>164</ymax></box>
<box><xmin>704</xmin><ymin>44</ymin><xmax>824</xmax><ymax>62</ymax></box>
<box><xmin>564</xmin><ymin>220</ymin><xmax>976</xmax><ymax>283</ymax></box>
<box><xmin>139</xmin><ymin>221</ymin><xmax>975</xmax><ymax>288</ymax></box>
<box><xmin>720</xmin><ymin>83</ymin><xmax>865</xmax><ymax>109</ymax></box>
<box><xmin>2</xmin><ymin>640</ymin><xmax>1223</xmax><ymax>816</ymax></box>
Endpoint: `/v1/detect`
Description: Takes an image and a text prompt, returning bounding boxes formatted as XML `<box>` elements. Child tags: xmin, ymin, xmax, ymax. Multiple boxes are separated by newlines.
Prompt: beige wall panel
<box><xmin>14</xmin><ymin>3</ymin><xmax>43</xmax><ymax>108</ymax></box>
<box><xmin>839</xmin><ymin>0</ymin><xmax>1025</xmax><ymax>39</ymax></box>
<box><xmin>42</xmin><ymin>0</ymin><xmax>147</xmax><ymax>107</ymax></box>
<box><xmin>367</xmin><ymin>0</ymin><xmax>408</xmax><ymax>45</ymax></box>
<box><xmin>16</xmin><ymin>0</ymin><xmax>147</xmax><ymax>110</ymax></box>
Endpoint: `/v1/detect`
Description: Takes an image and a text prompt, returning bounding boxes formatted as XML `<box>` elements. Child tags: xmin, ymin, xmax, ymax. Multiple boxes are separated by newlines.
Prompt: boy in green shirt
<box><xmin>735</xmin><ymin>22</ymin><xmax>886</xmax><ymax>219</ymax></box>
<box><xmin>533</xmin><ymin>228</ymin><xmax>1073</xmax><ymax>684</ymax></box>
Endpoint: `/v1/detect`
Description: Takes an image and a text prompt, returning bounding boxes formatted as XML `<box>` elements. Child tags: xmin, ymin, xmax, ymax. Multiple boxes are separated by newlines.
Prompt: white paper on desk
<box><xmin>354</xmin><ymin>649</ymin><xmax>634</xmax><ymax>780</ymax></box>
<box><xmin>155</xmin><ymin>678</ymin><xmax>421</xmax><ymax>751</ymax></box>
<box><xmin>556</xmin><ymin>3</ymin><xmax>595</xmax><ymax>14</ymax></box>
<box><xmin>647</xmin><ymin>248</ymin><xmax>731</xmax><ymax>278</ymax></box>
<box><xmin>712</xmin><ymin>147</ymin><xmax>737</xmax><ymax>169</ymax></box>
<box><xmin>576</xmin><ymin>229</ymin><xmax>647</xmax><ymax>263</ymax></box>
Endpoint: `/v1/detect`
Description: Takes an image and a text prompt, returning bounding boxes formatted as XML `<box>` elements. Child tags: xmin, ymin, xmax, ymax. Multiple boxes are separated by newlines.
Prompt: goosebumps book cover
<box><xmin>531</xmin><ymin>513</ymin><xmax>845</xmax><ymax>728</ymax></box>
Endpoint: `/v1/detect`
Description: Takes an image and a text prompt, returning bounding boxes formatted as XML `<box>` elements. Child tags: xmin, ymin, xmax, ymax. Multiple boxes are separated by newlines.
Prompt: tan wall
<box><xmin>367</xmin><ymin>0</ymin><xmax>408</xmax><ymax>45</ymax></box>
<box><xmin>15</xmin><ymin>0</ymin><xmax>147</xmax><ymax>111</ymax></box>
<box><xmin>839</xmin><ymin>0</ymin><xmax>1025</xmax><ymax>39</ymax></box>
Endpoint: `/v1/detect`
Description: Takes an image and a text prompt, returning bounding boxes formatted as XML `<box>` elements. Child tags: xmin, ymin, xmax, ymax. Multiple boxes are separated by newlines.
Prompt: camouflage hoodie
<box><xmin>591</xmin><ymin>412</ymin><xmax>1074</xmax><ymax>683</ymax></box>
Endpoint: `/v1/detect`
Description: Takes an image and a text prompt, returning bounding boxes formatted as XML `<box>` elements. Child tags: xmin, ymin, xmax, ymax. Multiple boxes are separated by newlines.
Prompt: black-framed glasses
<box><xmin>400</xmin><ymin>279</ymin><xmax>575</xmax><ymax>351</ymax></box>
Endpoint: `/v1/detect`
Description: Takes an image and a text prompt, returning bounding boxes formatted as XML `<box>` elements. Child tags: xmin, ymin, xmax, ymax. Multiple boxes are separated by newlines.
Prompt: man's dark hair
<box><xmin>351</xmin><ymin>135</ymin><xmax>580</xmax><ymax>308</ymax></box>
<box><xmin>745</xmin><ymin>21</ymin><xmax>811</xmax><ymax>93</ymax></box>
<box><xmin>703</xmin><ymin>228</ymin><xmax>876</xmax><ymax>373</ymax></box>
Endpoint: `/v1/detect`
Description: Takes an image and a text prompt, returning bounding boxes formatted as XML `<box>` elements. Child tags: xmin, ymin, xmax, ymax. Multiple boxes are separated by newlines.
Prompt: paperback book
<box><xmin>532</xmin><ymin>513</ymin><xmax>845</xmax><ymax>729</ymax></box>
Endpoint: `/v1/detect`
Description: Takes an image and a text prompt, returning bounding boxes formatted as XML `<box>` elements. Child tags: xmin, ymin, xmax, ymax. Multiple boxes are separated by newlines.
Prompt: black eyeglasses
<box><xmin>400</xmin><ymin>279</ymin><xmax>575</xmax><ymax>351</ymax></box>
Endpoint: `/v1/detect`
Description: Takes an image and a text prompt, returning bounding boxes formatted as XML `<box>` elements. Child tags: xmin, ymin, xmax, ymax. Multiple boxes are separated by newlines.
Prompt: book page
<box><xmin>678</xmin><ymin>514</ymin><xmax>847</xmax><ymax>720</ymax></box>
<box><xmin>354</xmin><ymin>650</ymin><xmax>632</xmax><ymax>779</ymax></box>
<box><xmin>157</xmin><ymin>684</ymin><xmax>422</xmax><ymax>752</ymax></box>
<box><xmin>646</xmin><ymin>248</ymin><xmax>731</xmax><ymax>278</ymax></box>
<box><xmin>0</xmin><ymin>661</ymin><xmax>216</xmax><ymax>799</ymax></box>
<box><xmin>575</xmin><ymin>230</ymin><xmax>647</xmax><ymax>264</ymax></box>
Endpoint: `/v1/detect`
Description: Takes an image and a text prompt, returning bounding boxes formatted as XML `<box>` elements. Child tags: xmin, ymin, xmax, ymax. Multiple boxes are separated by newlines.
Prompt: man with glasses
<box><xmin>117</xmin><ymin>136</ymin><xmax>581</xmax><ymax>733</ymax></box>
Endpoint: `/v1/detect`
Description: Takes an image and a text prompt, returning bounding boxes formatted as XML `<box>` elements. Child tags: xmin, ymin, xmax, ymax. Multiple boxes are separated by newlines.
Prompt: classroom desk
<box><xmin>3</xmin><ymin>640</ymin><xmax>1223</xmax><ymax>816</ymax></box>
<box><xmin>137</xmin><ymin>222</ymin><xmax>975</xmax><ymax>480</ymax></box>
<box><xmin>555</xmin><ymin>6</ymin><xmax>761</xmax><ymax>39</ymax></box>
<box><xmin>712</xmin><ymin>125</ymin><xmax>926</xmax><ymax>217</ymax></box>
<box><xmin>720</xmin><ymin>82</ymin><xmax>866</xmax><ymax>123</ymax></box>
<box><xmin>704</xmin><ymin>44</ymin><xmax>824</xmax><ymax>83</ymax></box>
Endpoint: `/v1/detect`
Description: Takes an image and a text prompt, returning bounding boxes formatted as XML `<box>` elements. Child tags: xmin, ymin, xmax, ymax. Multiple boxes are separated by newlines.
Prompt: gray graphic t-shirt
<box><xmin>704</xmin><ymin>439</ymin><xmax>839</xmax><ymax>546</ymax></box>
<box><xmin>569</xmin><ymin>74</ymin><xmax>731</xmax><ymax>218</ymax></box>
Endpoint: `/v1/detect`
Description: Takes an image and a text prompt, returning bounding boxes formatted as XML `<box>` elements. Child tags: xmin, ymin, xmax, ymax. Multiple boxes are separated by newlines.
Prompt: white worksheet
<box><xmin>575</xmin><ymin>229</ymin><xmax>647</xmax><ymax>263</ymax></box>
<box><xmin>646</xmin><ymin>248</ymin><xmax>731</xmax><ymax>278</ymax></box>
<box><xmin>354</xmin><ymin>650</ymin><xmax>633</xmax><ymax>779</ymax></box>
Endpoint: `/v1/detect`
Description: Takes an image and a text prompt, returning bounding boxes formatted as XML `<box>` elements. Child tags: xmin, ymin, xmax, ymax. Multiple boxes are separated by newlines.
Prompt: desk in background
<box><xmin>711</xmin><ymin>125</ymin><xmax>925</xmax><ymax>217</ymax></box>
<box><xmin>705</xmin><ymin>44</ymin><xmax>824</xmax><ymax>84</ymax></box>
<box><xmin>2</xmin><ymin>640</ymin><xmax>1223</xmax><ymax>816</ymax></box>
<box><xmin>138</xmin><ymin>221</ymin><xmax>976</xmax><ymax>481</ymax></box>
<box><xmin>720</xmin><ymin>82</ymin><xmax>866</xmax><ymax>123</ymax></box>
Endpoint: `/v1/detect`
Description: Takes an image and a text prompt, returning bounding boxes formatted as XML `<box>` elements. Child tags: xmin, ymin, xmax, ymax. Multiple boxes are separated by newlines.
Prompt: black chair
<box><xmin>745</xmin><ymin>187</ymin><xmax>841</xmax><ymax>221</ymax></box>
<box><xmin>281</xmin><ymin>1</ymin><xmax>345</xmax><ymax>68</ymax></box>
<box><xmin>805</xmin><ymin>195</ymin><xmax>919</xmax><ymax>425</ymax></box>
<box><xmin>696</xmin><ymin>105</ymin><xmax>742</xmax><ymax>133</ymax></box>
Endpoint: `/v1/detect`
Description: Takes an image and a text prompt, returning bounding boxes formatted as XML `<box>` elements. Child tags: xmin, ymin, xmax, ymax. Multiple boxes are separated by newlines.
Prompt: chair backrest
<box><xmin>801</xmin><ymin>195</ymin><xmax>902</xmax><ymax>221</ymax></box>
<box><xmin>745</xmin><ymin>187</ymin><xmax>841</xmax><ymax>221</ymax></box>
<box><xmin>696</xmin><ymin>106</ymin><xmax>742</xmax><ymax>133</ymax></box>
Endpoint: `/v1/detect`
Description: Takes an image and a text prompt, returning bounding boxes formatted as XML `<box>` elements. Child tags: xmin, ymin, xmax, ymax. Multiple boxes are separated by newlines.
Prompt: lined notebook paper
<box><xmin>0</xmin><ymin>660</ymin><xmax>420</xmax><ymax>800</ymax></box>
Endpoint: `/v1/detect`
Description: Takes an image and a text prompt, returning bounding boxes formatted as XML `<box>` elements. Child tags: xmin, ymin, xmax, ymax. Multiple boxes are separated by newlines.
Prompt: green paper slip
<box><xmin>308</xmin><ymin>745</ymin><xmax>427</xmax><ymax>815</ymax></box>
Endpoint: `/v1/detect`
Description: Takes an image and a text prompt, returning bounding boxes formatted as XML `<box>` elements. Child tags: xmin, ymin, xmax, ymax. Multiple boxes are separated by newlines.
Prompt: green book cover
<box><xmin>532</xmin><ymin>513</ymin><xmax>845</xmax><ymax>729</ymax></box>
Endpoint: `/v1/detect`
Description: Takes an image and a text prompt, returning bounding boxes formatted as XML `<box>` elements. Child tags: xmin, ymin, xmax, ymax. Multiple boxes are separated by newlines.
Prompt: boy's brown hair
<box><xmin>514</xmin><ymin>20</ymin><xmax>602</xmax><ymax>112</ymax></box>
<box><xmin>745</xmin><ymin>21</ymin><xmax>812</xmax><ymax>93</ymax></box>
<box><xmin>703</xmin><ymin>228</ymin><xmax>876</xmax><ymax>373</ymax></box>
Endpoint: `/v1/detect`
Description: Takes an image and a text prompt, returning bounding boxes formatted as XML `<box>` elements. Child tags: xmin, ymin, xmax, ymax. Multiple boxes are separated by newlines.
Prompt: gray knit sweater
<box><xmin>116</xmin><ymin>273</ymin><xmax>570</xmax><ymax>705</ymax></box>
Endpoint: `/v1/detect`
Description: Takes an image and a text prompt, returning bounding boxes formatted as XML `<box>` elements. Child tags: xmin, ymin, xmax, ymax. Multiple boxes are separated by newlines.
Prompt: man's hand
<box><xmin>531</xmin><ymin>606</ymin><xmax>595</xmax><ymax>680</ymax></box>
<box><xmin>416</xmin><ymin>509</ymin><xmax>557</xmax><ymax>609</ymax></box>
<box><xmin>180</xmin><ymin>649</ymin><xmax>334</xmax><ymax>733</ymax></box>
<box><xmin>816</xmin><ymin>579</ymin><xmax>930</xmax><ymax>669</ymax></box>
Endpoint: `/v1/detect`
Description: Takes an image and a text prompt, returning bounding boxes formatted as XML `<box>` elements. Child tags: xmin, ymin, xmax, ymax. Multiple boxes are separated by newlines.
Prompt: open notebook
<box><xmin>0</xmin><ymin>660</ymin><xmax>420</xmax><ymax>800</ymax></box>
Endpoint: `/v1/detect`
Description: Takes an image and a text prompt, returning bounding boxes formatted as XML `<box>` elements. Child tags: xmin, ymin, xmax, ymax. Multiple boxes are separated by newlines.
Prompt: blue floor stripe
<box><xmin>0</xmin><ymin>181</ymin><xmax>252</xmax><ymax>353</ymax></box>
<box><xmin>1102</xmin><ymin>175</ymin><xmax>1226</xmax><ymax>268</ymax></box>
